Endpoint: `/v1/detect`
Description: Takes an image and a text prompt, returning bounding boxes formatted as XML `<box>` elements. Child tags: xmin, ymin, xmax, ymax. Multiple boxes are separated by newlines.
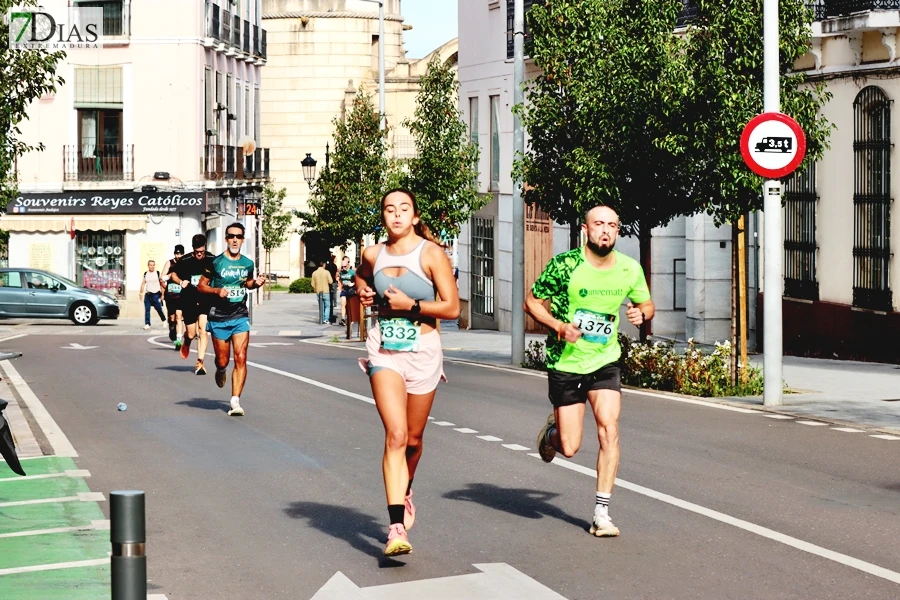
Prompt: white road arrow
<box><xmin>248</xmin><ymin>342</ymin><xmax>294</xmax><ymax>348</ymax></box>
<box><xmin>62</xmin><ymin>343</ymin><xmax>98</xmax><ymax>350</ymax></box>
<box><xmin>311</xmin><ymin>563</ymin><xmax>567</xmax><ymax>600</ymax></box>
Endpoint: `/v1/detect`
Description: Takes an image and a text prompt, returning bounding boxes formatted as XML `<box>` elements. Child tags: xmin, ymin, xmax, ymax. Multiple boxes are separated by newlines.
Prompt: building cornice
<box><xmin>261</xmin><ymin>11</ymin><xmax>404</xmax><ymax>21</ymax></box>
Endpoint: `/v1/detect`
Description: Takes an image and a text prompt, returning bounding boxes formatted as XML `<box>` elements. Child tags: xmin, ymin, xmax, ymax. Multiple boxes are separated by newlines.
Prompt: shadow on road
<box><xmin>156</xmin><ymin>365</ymin><xmax>195</xmax><ymax>373</ymax></box>
<box><xmin>283</xmin><ymin>501</ymin><xmax>406</xmax><ymax>568</ymax></box>
<box><xmin>175</xmin><ymin>398</ymin><xmax>230</xmax><ymax>413</ymax></box>
<box><xmin>443</xmin><ymin>483</ymin><xmax>590</xmax><ymax>531</ymax></box>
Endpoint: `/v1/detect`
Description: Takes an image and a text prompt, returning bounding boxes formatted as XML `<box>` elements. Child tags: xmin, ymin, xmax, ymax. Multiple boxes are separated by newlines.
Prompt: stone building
<box><xmin>261</xmin><ymin>0</ymin><xmax>458</xmax><ymax>279</ymax></box>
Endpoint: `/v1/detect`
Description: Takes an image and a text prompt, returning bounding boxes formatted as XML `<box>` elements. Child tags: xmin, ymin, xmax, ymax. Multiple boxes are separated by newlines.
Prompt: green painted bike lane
<box><xmin>0</xmin><ymin>457</ymin><xmax>110</xmax><ymax>599</ymax></box>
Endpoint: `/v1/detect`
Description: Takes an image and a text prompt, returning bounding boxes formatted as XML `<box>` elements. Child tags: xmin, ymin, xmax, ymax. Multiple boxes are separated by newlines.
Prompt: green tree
<box><xmin>1</xmin><ymin>0</ymin><xmax>66</xmax><ymax>208</ymax></box>
<box><xmin>403</xmin><ymin>57</ymin><xmax>483</xmax><ymax>241</ymax></box>
<box><xmin>260</xmin><ymin>183</ymin><xmax>292</xmax><ymax>299</ymax></box>
<box><xmin>515</xmin><ymin>0</ymin><xmax>697</xmax><ymax>264</ymax></box>
<box><xmin>683</xmin><ymin>1</ymin><xmax>832</xmax><ymax>224</ymax></box>
<box><xmin>296</xmin><ymin>89</ymin><xmax>391</xmax><ymax>257</ymax></box>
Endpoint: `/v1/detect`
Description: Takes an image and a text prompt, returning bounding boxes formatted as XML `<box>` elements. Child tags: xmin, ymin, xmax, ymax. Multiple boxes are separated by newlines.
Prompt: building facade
<box><xmin>261</xmin><ymin>0</ymin><xmax>458</xmax><ymax>279</ymax></box>
<box><xmin>457</xmin><ymin>0</ymin><xmax>900</xmax><ymax>363</ymax></box>
<box><xmin>4</xmin><ymin>0</ymin><xmax>270</xmax><ymax>318</ymax></box>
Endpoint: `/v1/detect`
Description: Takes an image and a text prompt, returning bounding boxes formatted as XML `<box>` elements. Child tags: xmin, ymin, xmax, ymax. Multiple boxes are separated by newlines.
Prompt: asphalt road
<box><xmin>5</xmin><ymin>333</ymin><xmax>900</xmax><ymax>599</ymax></box>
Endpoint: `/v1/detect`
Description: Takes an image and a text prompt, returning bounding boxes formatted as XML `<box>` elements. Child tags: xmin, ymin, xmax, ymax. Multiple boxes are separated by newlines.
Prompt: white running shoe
<box><xmin>228</xmin><ymin>397</ymin><xmax>244</xmax><ymax>417</ymax></box>
<box><xmin>142</xmin><ymin>324</ymin><xmax>151</xmax><ymax>330</ymax></box>
<box><xmin>589</xmin><ymin>512</ymin><xmax>620</xmax><ymax>537</ymax></box>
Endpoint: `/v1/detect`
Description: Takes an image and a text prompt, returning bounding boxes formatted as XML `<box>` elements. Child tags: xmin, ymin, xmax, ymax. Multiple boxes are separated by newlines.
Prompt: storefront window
<box><xmin>76</xmin><ymin>231</ymin><xmax>125</xmax><ymax>297</ymax></box>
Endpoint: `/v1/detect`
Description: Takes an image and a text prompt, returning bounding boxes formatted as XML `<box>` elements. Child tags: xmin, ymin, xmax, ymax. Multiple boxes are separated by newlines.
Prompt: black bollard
<box><xmin>111</xmin><ymin>490</ymin><xmax>147</xmax><ymax>600</ymax></box>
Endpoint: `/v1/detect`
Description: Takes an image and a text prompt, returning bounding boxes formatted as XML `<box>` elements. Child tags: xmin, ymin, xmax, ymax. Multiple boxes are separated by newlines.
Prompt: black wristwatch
<box><xmin>411</xmin><ymin>299</ymin><xmax>421</xmax><ymax>314</ymax></box>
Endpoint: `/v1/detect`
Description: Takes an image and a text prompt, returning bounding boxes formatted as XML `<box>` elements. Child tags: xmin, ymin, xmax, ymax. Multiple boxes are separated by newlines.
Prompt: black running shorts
<box><xmin>165</xmin><ymin>296</ymin><xmax>182</xmax><ymax>315</ymax></box>
<box><xmin>547</xmin><ymin>364</ymin><xmax>622</xmax><ymax>407</ymax></box>
<box><xmin>182</xmin><ymin>300</ymin><xmax>211</xmax><ymax>326</ymax></box>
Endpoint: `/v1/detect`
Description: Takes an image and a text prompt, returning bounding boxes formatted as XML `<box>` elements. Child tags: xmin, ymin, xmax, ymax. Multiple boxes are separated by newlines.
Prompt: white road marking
<box><xmin>831</xmin><ymin>427</ymin><xmax>865</xmax><ymax>433</ymax></box>
<box><xmin>870</xmin><ymin>434</ymin><xmax>900</xmax><ymax>440</ymax></box>
<box><xmin>148</xmin><ymin>595</ymin><xmax>170</xmax><ymax>600</ymax></box>
<box><xmin>0</xmin><ymin>334</ymin><xmax>28</xmax><ymax>343</ymax></box>
<box><xmin>0</xmin><ymin>520</ymin><xmax>109</xmax><ymax>539</ymax></box>
<box><xmin>160</xmin><ymin>336</ymin><xmax>900</xmax><ymax>583</ymax></box>
<box><xmin>0</xmin><ymin>558</ymin><xmax>109</xmax><ymax>576</ymax></box>
<box><xmin>432</xmin><ymin>421</ymin><xmax>455</xmax><ymax>427</ymax></box>
<box><xmin>61</xmin><ymin>343</ymin><xmax>98</xmax><ymax>350</ymax></box>
<box><xmin>0</xmin><ymin>359</ymin><xmax>78</xmax><ymax>457</ymax></box>
<box><xmin>796</xmin><ymin>421</ymin><xmax>828</xmax><ymax>426</ymax></box>
<box><xmin>0</xmin><ymin>469</ymin><xmax>90</xmax><ymax>483</ymax></box>
<box><xmin>503</xmin><ymin>444</ymin><xmax>530</xmax><ymax>451</ymax></box>
<box><xmin>477</xmin><ymin>435</ymin><xmax>503</xmax><ymax>442</ymax></box>
<box><xmin>541</xmin><ymin>455</ymin><xmax>900</xmax><ymax>585</ymax></box>
<box><xmin>764</xmin><ymin>415</ymin><xmax>795</xmax><ymax>420</ymax></box>
<box><xmin>0</xmin><ymin>496</ymin><xmax>79</xmax><ymax>508</ymax></box>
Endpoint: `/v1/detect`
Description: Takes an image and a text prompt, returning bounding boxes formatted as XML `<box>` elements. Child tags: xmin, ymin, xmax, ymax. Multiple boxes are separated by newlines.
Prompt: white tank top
<box><xmin>144</xmin><ymin>271</ymin><xmax>161</xmax><ymax>294</ymax></box>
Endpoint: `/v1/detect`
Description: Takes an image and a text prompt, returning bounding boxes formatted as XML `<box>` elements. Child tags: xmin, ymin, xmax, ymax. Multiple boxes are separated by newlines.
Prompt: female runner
<box><xmin>356</xmin><ymin>188</ymin><xmax>460</xmax><ymax>557</ymax></box>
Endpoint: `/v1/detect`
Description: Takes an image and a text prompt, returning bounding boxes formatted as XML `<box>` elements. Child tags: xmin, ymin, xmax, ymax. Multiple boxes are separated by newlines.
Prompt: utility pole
<box><xmin>763</xmin><ymin>0</ymin><xmax>783</xmax><ymax>406</ymax></box>
<box><xmin>511</xmin><ymin>0</ymin><xmax>525</xmax><ymax>367</ymax></box>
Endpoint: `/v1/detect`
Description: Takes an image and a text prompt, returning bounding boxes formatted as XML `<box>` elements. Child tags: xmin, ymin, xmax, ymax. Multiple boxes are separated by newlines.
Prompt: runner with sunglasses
<box><xmin>198</xmin><ymin>223</ymin><xmax>266</xmax><ymax>416</ymax></box>
<box><xmin>169</xmin><ymin>234</ymin><xmax>216</xmax><ymax>375</ymax></box>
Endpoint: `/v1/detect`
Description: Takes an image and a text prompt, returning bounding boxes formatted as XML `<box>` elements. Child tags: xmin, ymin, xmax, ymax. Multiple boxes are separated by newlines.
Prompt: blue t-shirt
<box><xmin>203</xmin><ymin>253</ymin><xmax>255</xmax><ymax>322</ymax></box>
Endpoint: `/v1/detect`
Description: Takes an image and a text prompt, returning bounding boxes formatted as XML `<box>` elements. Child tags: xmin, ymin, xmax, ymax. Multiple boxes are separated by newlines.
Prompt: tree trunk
<box><xmin>569</xmin><ymin>221</ymin><xmax>580</xmax><ymax>250</ymax></box>
<box><xmin>638</xmin><ymin>227</ymin><xmax>652</xmax><ymax>342</ymax></box>
<box><xmin>737</xmin><ymin>214</ymin><xmax>749</xmax><ymax>384</ymax></box>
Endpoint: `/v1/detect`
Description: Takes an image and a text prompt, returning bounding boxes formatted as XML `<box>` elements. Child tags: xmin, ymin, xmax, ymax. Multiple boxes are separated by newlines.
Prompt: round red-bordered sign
<box><xmin>740</xmin><ymin>112</ymin><xmax>806</xmax><ymax>179</ymax></box>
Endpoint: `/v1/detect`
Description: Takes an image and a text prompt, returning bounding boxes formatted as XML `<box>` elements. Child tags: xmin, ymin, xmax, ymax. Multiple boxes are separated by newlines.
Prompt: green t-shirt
<box><xmin>203</xmin><ymin>252</ymin><xmax>255</xmax><ymax>322</ymax></box>
<box><xmin>531</xmin><ymin>248</ymin><xmax>651</xmax><ymax>374</ymax></box>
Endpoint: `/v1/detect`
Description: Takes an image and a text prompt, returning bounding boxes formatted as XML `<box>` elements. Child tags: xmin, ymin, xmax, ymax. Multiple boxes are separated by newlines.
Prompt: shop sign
<box><xmin>6</xmin><ymin>191</ymin><xmax>207</xmax><ymax>215</ymax></box>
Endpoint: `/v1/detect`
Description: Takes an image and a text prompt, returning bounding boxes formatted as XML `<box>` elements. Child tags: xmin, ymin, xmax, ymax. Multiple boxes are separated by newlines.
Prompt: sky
<box><xmin>401</xmin><ymin>0</ymin><xmax>459</xmax><ymax>59</ymax></box>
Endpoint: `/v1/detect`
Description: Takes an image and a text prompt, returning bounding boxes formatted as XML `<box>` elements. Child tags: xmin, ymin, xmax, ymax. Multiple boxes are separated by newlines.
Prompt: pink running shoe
<box><xmin>384</xmin><ymin>523</ymin><xmax>412</xmax><ymax>557</ymax></box>
<box><xmin>404</xmin><ymin>490</ymin><xmax>416</xmax><ymax>530</ymax></box>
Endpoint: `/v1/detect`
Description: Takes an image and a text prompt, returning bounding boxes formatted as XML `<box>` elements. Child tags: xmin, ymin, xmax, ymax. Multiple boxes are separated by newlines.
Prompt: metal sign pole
<box><xmin>763</xmin><ymin>0</ymin><xmax>783</xmax><ymax>406</ymax></box>
<box><xmin>511</xmin><ymin>0</ymin><xmax>525</xmax><ymax>366</ymax></box>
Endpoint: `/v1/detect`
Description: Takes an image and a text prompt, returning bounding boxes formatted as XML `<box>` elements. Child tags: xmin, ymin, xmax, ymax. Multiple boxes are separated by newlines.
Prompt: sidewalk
<box><xmin>275</xmin><ymin>292</ymin><xmax>900</xmax><ymax>434</ymax></box>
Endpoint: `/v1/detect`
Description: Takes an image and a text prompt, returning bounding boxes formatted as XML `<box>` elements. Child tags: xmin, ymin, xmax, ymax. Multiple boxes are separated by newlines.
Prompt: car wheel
<box><xmin>70</xmin><ymin>302</ymin><xmax>99</xmax><ymax>325</ymax></box>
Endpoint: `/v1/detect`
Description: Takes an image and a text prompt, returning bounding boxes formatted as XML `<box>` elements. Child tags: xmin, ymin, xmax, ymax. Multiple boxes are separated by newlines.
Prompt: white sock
<box><xmin>595</xmin><ymin>492</ymin><xmax>611</xmax><ymax>517</ymax></box>
<box><xmin>230</xmin><ymin>396</ymin><xmax>241</xmax><ymax>408</ymax></box>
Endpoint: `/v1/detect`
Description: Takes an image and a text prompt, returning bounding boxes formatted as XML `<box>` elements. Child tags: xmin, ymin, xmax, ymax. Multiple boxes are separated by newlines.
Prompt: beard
<box><xmin>587</xmin><ymin>239</ymin><xmax>615</xmax><ymax>257</ymax></box>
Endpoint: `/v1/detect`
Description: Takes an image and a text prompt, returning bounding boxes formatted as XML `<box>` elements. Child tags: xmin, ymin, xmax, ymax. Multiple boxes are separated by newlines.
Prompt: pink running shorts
<box><xmin>358</xmin><ymin>321</ymin><xmax>447</xmax><ymax>395</ymax></box>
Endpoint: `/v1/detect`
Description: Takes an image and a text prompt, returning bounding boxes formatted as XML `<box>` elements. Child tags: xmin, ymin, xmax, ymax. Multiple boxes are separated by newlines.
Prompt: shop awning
<box><xmin>0</xmin><ymin>216</ymin><xmax>147</xmax><ymax>233</ymax></box>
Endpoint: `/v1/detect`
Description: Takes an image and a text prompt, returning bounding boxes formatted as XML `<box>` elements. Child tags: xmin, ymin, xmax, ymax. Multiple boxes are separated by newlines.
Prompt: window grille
<box><xmin>783</xmin><ymin>162</ymin><xmax>819</xmax><ymax>300</ymax></box>
<box><xmin>853</xmin><ymin>86</ymin><xmax>893</xmax><ymax>311</ymax></box>
<box><xmin>76</xmin><ymin>231</ymin><xmax>126</xmax><ymax>297</ymax></box>
<box><xmin>471</xmin><ymin>217</ymin><xmax>495</xmax><ymax>317</ymax></box>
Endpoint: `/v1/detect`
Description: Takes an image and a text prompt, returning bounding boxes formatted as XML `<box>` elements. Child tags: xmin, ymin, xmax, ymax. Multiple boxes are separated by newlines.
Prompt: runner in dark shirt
<box><xmin>170</xmin><ymin>234</ymin><xmax>216</xmax><ymax>375</ymax></box>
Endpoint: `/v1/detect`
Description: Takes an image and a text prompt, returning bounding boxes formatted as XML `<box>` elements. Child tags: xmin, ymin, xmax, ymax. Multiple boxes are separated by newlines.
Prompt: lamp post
<box><xmin>358</xmin><ymin>0</ymin><xmax>385</xmax><ymax>131</ymax></box>
<box><xmin>302</xmin><ymin>143</ymin><xmax>331</xmax><ymax>190</ymax></box>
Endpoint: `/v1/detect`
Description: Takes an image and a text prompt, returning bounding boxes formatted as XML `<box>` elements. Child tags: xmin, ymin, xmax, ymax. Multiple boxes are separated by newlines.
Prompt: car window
<box><xmin>0</xmin><ymin>272</ymin><xmax>22</xmax><ymax>288</ymax></box>
<box><xmin>25</xmin><ymin>272</ymin><xmax>66</xmax><ymax>291</ymax></box>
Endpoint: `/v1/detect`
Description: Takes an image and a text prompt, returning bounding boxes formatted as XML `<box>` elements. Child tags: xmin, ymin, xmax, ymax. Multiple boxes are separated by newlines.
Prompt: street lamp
<box><xmin>302</xmin><ymin>143</ymin><xmax>331</xmax><ymax>189</ymax></box>
<box><xmin>358</xmin><ymin>0</ymin><xmax>385</xmax><ymax>131</ymax></box>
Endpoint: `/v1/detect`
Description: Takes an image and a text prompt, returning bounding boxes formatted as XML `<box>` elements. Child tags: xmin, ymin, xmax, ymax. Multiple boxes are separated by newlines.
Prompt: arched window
<box><xmin>853</xmin><ymin>86</ymin><xmax>893</xmax><ymax>311</ymax></box>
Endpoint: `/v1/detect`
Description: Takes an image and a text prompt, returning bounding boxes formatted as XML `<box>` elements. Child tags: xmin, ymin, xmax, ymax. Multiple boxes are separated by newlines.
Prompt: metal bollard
<box><xmin>111</xmin><ymin>490</ymin><xmax>147</xmax><ymax>600</ymax></box>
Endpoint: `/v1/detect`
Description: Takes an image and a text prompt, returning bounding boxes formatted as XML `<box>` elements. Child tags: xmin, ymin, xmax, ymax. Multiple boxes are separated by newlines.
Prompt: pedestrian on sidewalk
<box><xmin>355</xmin><ymin>188</ymin><xmax>460</xmax><ymax>557</ymax></box>
<box><xmin>326</xmin><ymin>254</ymin><xmax>339</xmax><ymax>324</ymax></box>
<box><xmin>312</xmin><ymin>261</ymin><xmax>333</xmax><ymax>325</ymax></box>
<box><xmin>525</xmin><ymin>205</ymin><xmax>655</xmax><ymax>538</ymax></box>
<box><xmin>139</xmin><ymin>260</ymin><xmax>166</xmax><ymax>330</ymax></box>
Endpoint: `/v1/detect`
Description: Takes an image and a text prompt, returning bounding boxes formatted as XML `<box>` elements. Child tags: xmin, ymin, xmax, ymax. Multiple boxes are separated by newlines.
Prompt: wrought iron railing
<box><xmin>205</xmin><ymin>144</ymin><xmax>224</xmax><ymax>180</ymax></box>
<box><xmin>825</xmin><ymin>0</ymin><xmax>900</xmax><ymax>17</ymax></box>
<box><xmin>225</xmin><ymin>145</ymin><xmax>236</xmax><ymax>179</ymax></box>
<box><xmin>783</xmin><ymin>162</ymin><xmax>820</xmax><ymax>301</ymax></box>
<box><xmin>676</xmin><ymin>0</ymin><xmax>700</xmax><ymax>27</ymax></box>
<box><xmin>64</xmin><ymin>144</ymin><xmax>133</xmax><ymax>182</ymax></box>
<box><xmin>852</xmin><ymin>86</ymin><xmax>893</xmax><ymax>311</ymax></box>
<box><xmin>506</xmin><ymin>0</ymin><xmax>544</xmax><ymax>59</ymax></box>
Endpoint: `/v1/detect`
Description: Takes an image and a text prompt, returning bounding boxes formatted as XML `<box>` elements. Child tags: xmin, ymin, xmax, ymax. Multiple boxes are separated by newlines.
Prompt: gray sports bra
<box><xmin>372</xmin><ymin>240</ymin><xmax>435</xmax><ymax>302</ymax></box>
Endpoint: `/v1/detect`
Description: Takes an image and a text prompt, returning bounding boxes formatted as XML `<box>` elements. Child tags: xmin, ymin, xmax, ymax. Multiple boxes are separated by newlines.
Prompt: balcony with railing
<box><xmin>204</xmin><ymin>146</ymin><xmax>270</xmax><ymax>181</ymax></box>
<box><xmin>676</xmin><ymin>0</ymin><xmax>897</xmax><ymax>24</ymax></box>
<box><xmin>64</xmin><ymin>145</ymin><xmax>134</xmax><ymax>182</ymax></box>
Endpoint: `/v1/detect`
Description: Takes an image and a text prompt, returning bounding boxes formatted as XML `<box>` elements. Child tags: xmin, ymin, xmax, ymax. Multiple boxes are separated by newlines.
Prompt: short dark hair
<box><xmin>319</xmin><ymin>260</ymin><xmax>326</xmax><ymax>267</ymax></box>
<box><xmin>191</xmin><ymin>234</ymin><xmax>207</xmax><ymax>249</ymax></box>
<box><xmin>226</xmin><ymin>222</ymin><xmax>245</xmax><ymax>235</ymax></box>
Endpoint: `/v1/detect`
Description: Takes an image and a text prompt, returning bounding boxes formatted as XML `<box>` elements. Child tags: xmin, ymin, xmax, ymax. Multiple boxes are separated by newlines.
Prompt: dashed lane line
<box><xmin>172</xmin><ymin>343</ymin><xmax>900</xmax><ymax>586</ymax></box>
<box><xmin>0</xmin><ymin>469</ymin><xmax>90</xmax><ymax>483</ymax></box>
<box><xmin>0</xmin><ymin>520</ymin><xmax>109</xmax><ymax>539</ymax></box>
<box><xmin>831</xmin><ymin>427</ymin><xmax>865</xmax><ymax>433</ymax></box>
<box><xmin>796</xmin><ymin>421</ymin><xmax>828</xmax><ymax>426</ymax></box>
<box><xmin>0</xmin><ymin>491</ymin><xmax>104</xmax><ymax>509</ymax></box>
<box><xmin>0</xmin><ymin>333</ymin><xmax>28</xmax><ymax>343</ymax></box>
<box><xmin>870</xmin><ymin>434</ymin><xmax>900</xmax><ymax>440</ymax></box>
<box><xmin>0</xmin><ymin>558</ymin><xmax>109</xmax><ymax>577</ymax></box>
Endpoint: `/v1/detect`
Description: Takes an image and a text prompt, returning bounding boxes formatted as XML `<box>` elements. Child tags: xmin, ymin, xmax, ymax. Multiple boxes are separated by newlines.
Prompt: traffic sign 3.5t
<box><xmin>740</xmin><ymin>112</ymin><xmax>806</xmax><ymax>179</ymax></box>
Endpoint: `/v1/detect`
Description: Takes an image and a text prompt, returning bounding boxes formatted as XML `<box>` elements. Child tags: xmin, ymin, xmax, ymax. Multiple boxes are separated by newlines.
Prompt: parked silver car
<box><xmin>0</xmin><ymin>268</ymin><xmax>120</xmax><ymax>325</ymax></box>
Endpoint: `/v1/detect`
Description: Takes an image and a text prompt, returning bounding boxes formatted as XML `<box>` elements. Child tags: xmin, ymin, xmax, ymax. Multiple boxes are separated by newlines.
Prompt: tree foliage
<box><xmin>0</xmin><ymin>0</ymin><xmax>66</xmax><ymax>208</ymax></box>
<box><xmin>295</xmin><ymin>89</ymin><xmax>392</xmax><ymax>249</ymax></box>
<box><xmin>261</xmin><ymin>183</ymin><xmax>292</xmax><ymax>253</ymax></box>
<box><xmin>515</xmin><ymin>0</ymin><xmax>696</xmax><ymax>249</ymax></box>
<box><xmin>683</xmin><ymin>0</ymin><xmax>832</xmax><ymax>225</ymax></box>
<box><xmin>403</xmin><ymin>57</ymin><xmax>483</xmax><ymax>240</ymax></box>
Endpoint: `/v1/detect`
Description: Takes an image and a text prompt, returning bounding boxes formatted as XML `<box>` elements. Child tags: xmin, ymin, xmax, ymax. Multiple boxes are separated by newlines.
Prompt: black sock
<box><xmin>406</xmin><ymin>479</ymin><xmax>413</xmax><ymax>496</ymax></box>
<box><xmin>388</xmin><ymin>504</ymin><xmax>405</xmax><ymax>526</ymax></box>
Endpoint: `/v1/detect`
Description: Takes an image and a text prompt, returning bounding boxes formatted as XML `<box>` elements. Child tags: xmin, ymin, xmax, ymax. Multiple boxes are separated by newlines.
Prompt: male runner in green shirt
<box><xmin>525</xmin><ymin>205</ymin><xmax>655</xmax><ymax>537</ymax></box>
<box><xmin>198</xmin><ymin>223</ymin><xmax>266</xmax><ymax>416</ymax></box>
